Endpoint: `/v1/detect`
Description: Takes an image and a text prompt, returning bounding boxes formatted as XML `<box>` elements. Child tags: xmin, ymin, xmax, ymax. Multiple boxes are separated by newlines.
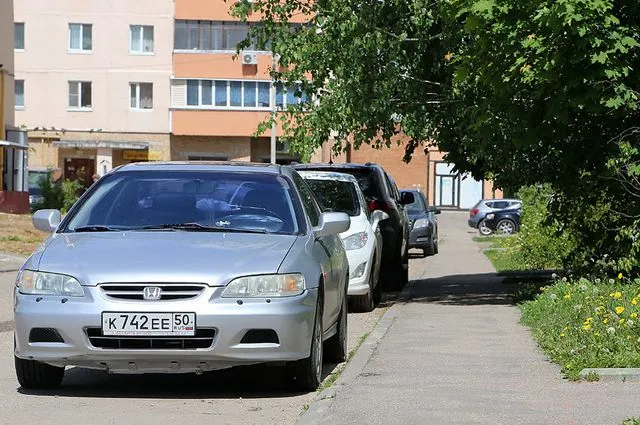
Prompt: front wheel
<box><xmin>351</xmin><ymin>268</ymin><xmax>375</xmax><ymax>313</ymax></box>
<box><xmin>496</xmin><ymin>219</ymin><xmax>516</xmax><ymax>235</ymax></box>
<box><xmin>287</xmin><ymin>296</ymin><xmax>323</xmax><ymax>391</ymax></box>
<box><xmin>15</xmin><ymin>356</ymin><xmax>64</xmax><ymax>389</ymax></box>
<box><xmin>325</xmin><ymin>288</ymin><xmax>348</xmax><ymax>361</ymax></box>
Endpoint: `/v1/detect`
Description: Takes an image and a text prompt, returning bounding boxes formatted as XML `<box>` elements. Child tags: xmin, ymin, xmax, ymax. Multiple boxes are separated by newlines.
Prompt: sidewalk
<box><xmin>0</xmin><ymin>252</ymin><xmax>26</xmax><ymax>273</ymax></box>
<box><xmin>299</xmin><ymin>212</ymin><xmax>640</xmax><ymax>425</ymax></box>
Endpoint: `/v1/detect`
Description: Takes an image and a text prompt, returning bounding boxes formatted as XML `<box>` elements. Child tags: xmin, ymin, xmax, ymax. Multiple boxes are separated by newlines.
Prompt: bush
<box><xmin>520</xmin><ymin>277</ymin><xmax>640</xmax><ymax>380</ymax></box>
<box><xmin>511</xmin><ymin>185</ymin><xmax>576</xmax><ymax>270</ymax></box>
<box><xmin>32</xmin><ymin>173</ymin><xmax>84</xmax><ymax>214</ymax></box>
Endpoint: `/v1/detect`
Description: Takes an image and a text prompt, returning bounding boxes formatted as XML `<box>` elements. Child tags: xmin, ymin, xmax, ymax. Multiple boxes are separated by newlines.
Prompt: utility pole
<box><xmin>269</xmin><ymin>54</ymin><xmax>278</xmax><ymax>164</ymax></box>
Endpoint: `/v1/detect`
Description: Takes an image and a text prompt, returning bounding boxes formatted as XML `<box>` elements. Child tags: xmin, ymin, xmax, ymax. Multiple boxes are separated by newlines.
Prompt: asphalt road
<box><xmin>0</xmin><ymin>260</ymin><xmax>395</xmax><ymax>425</ymax></box>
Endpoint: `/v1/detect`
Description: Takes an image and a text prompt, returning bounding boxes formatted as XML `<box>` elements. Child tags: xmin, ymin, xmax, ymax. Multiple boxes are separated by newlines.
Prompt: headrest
<box><xmin>152</xmin><ymin>192</ymin><xmax>196</xmax><ymax>212</ymax></box>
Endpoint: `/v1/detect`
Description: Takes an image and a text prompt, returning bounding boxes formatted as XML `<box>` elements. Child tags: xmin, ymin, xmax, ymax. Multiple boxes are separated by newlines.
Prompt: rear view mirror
<box><xmin>314</xmin><ymin>212</ymin><xmax>351</xmax><ymax>237</ymax></box>
<box><xmin>33</xmin><ymin>209</ymin><xmax>62</xmax><ymax>232</ymax></box>
<box><xmin>428</xmin><ymin>207</ymin><xmax>441</xmax><ymax>215</ymax></box>
<box><xmin>400</xmin><ymin>191</ymin><xmax>415</xmax><ymax>205</ymax></box>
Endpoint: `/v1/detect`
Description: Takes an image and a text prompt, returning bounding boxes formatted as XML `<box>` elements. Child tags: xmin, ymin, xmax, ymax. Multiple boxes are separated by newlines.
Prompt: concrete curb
<box><xmin>580</xmin><ymin>368</ymin><xmax>640</xmax><ymax>382</ymax></box>
<box><xmin>296</xmin><ymin>280</ymin><xmax>415</xmax><ymax>425</ymax></box>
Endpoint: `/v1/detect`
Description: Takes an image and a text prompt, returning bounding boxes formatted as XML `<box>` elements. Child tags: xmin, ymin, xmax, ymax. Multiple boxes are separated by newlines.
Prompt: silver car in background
<box><xmin>468</xmin><ymin>198</ymin><xmax>522</xmax><ymax>235</ymax></box>
<box><xmin>13</xmin><ymin>162</ymin><xmax>350</xmax><ymax>392</ymax></box>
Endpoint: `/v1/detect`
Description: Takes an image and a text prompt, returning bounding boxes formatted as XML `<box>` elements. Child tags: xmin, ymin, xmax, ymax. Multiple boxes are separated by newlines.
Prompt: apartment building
<box><xmin>14</xmin><ymin>0</ymin><xmax>173</xmax><ymax>187</ymax></box>
<box><xmin>169</xmin><ymin>0</ymin><xmax>306</xmax><ymax>163</ymax></box>
<box><xmin>1</xmin><ymin>0</ymin><xmax>29</xmax><ymax>213</ymax></box>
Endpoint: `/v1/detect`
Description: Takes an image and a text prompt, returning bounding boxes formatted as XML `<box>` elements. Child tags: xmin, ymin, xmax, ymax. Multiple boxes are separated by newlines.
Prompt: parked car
<box><xmin>400</xmin><ymin>189</ymin><xmax>441</xmax><ymax>256</ymax></box>
<box><xmin>14</xmin><ymin>162</ymin><xmax>351</xmax><ymax>392</ymax></box>
<box><xmin>468</xmin><ymin>198</ymin><xmax>522</xmax><ymax>235</ymax></box>
<box><xmin>483</xmin><ymin>207</ymin><xmax>521</xmax><ymax>235</ymax></box>
<box><xmin>293</xmin><ymin>163</ymin><xmax>413</xmax><ymax>291</ymax></box>
<box><xmin>27</xmin><ymin>168</ymin><xmax>51</xmax><ymax>207</ymax></box>
<box><xmin>299</xmin><ymin>170</ymin><xmax>388</xmax><ymax>312</ymax></box>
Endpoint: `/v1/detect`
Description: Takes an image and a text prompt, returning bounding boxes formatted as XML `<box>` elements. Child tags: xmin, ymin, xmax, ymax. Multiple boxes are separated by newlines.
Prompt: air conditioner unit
<box><xmin>276</xmin><ymin>140</ymin><xmax>290</xmax><ymax>153</ymax></box>
<box><xmin>241</xmin><ymin>51</ymin><xmax>258</xmax><ymax>65</ymax></box>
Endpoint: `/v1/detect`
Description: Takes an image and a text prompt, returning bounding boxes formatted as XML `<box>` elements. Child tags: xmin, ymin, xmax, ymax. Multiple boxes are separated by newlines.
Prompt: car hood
<box><xmin>407</xmin><ymin>211</ymin><xmax>428</xmax><ymax>220</ymax></box>
<box><xmin>32</xmin><ymin>232</ymin><xmax>297</xmax><ymax>286</ymax></box>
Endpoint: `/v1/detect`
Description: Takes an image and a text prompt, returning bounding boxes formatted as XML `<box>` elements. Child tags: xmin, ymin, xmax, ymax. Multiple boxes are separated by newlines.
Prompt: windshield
<box><xmin>304</xmin><ymin>179</ymin><xmax>360</xmax><ymax>217</ymax></box>
<box><xmin>405</xmin><ymin>191</ymin><xmax>426</xmax><ymax>213</ymax></box>
<box><xmin>63</xmin><ymin>171</ymin><xmax>302</xmax><ymax>235</ymax></box>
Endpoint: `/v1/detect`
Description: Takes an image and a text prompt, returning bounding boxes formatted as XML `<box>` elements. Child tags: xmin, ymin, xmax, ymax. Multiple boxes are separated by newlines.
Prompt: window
<box><xmin>14</xmin><ymin>23</ymin><xmax>25</xmax><ymax>50</ymax></box>
<box><xmin>69</xmin><ymin>23</ymin><xmax>92</xmax><ymax>51</ymax></box>
<box><xmin>130</xmin><ymin>25</ymin><xmax>154</xmax><ymax>53</ymax></box>
<box><xmin>15</xmin><ymin>80</ymin><xmax>24</xmax><ymax>109</ymax></box>
<box><xmin>292</xmin><ymin>173</ymin><xmax>320</xmax><ymax>227</ymax></box>
<box><xmin>130</xmin><ymin>83</ymin><xmax>153</xmax><ymax>109</ymax></box>
<box><xmin>174</xmin><ymin>20</ymin><xmax>257</xmax><ymax>50</ymax></box>
<box><xmin>68</xmin><ymin>81</ymin><xmax>92</xmax><ymax>109</ymax></box>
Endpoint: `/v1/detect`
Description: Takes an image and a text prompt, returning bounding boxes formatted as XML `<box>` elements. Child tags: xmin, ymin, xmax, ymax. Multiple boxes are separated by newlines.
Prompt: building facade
<box><xmin>1</xmin><ymin>0</ymin><xmax>29</xmax><ymax>213</ymax></box>
<box><xmin>14</xmin><ymin>0</ymin><xmax>174</xmax><ymax>186</ymax></box>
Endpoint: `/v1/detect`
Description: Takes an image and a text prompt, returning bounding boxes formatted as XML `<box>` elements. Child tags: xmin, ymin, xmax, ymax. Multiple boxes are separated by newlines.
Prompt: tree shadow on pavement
<box><xmin>404</xmin><ymin>272</ymin><xmax>550</xmax><ymax>306</ymax></box>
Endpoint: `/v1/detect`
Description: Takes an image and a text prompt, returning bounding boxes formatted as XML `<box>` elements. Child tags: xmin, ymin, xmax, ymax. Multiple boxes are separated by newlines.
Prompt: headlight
<box><xmin>222</xmin><ymin>273</ymin><xmax>305</xmax><ymax>298</ymax></box>
<box><xmin>18</xmin><ymin>270</ymin><xmax>84</xmax><ymax>297</ymax></box>
<box><xmin>414</xmin><ymin>218</ymin><xmax>430</xmax><ymax>229</ymax></box>
<box><xmin>342</xmin><ymin>232</ymin><xmax>368</xmax><ymax>251</ymax></box>
<box><xmin>486</xmin><ymin>213</ymin><xmax>495</xmax><ymax>219</ymax></box>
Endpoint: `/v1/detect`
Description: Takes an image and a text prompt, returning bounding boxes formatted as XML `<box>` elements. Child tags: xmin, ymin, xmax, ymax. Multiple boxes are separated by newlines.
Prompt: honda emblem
<box><xmin>143</xmin><ymin>286</ymin><xmax>162</xmax><ymax>301</ymax></box>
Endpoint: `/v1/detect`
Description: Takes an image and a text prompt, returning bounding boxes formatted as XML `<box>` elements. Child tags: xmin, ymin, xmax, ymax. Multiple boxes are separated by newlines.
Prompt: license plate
<box><xmin>102</xmin><ymin>312</ymin><xmax>196</xmax><ymax>336</ymax></box>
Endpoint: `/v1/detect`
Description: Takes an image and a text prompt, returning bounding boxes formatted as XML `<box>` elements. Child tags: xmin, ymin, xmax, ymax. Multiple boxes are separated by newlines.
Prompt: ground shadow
<box><xmin>403</xmin><ymin>271</ymin><xmax>553</xmax><ymax>306</ymax></box>
<box><xmin>17</xmin><ymin>359</ymin><xmax>343</xmax><ymax>399</ymax></box>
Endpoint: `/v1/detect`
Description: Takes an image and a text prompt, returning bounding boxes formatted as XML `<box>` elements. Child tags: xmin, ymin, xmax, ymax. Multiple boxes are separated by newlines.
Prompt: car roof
<box><xmin>114</xmin><ymin>161</ymin><xmax>286</xmax><ymax>175</ymax></box>
<box><xmin>292</xmin><ymin>162</ymin><xmax>380</xmax><ymax>171</ymax></box>
<box><xmin>297</xmin><ymin>170</ymin><xmax>358</xmax><ymax>183</ymax></box>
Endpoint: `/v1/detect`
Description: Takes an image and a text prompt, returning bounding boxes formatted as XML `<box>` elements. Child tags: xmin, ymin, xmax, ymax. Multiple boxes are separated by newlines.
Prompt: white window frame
<box><xmin>68</xmin><ymin>23</ymin><xmax>92</xmax><ymax>53</ymax></box>
<box><xmin>182</xmin><ymin>79</ymin><xmax>281</xmax><ymax>111</ymax></box>
<box><xmin>129</xmin><ymin>25</ymin><xmax>154</xmax><ymax>54</ymax></box>
<box><xmin>15</xmin><ymin>80</ymin><xmax>25</xmax><ymax>109</ymax></box>
<box><xmin>14</xmin><ymin>22</ymin><xmax>25</xmax><ymax>51</ymax></box>
<box><xmin>130</xmin><ymin>82</ymin><xmax>154</xmax><ymax>110</ymax></box>
<box><xmin>68</xmin><ymin>81</ymin><xmax>92</xmax><ymax>111</ymax></box>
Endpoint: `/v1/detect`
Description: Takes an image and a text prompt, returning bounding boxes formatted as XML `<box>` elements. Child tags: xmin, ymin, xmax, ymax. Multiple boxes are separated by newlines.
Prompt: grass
<box><xmin>0</xmin><ymin>213</ymin><xmax>48</xmax><ymax>257</ymax></box>
<box><xmin>520</xmin><ymin>277</ymin><xmax>640</xmax><ymax>380</ymax></box>
<box><xmin>317</xmin><ymin>331</ymin><xmax>371</xmax><ymax>393</ymax></box>
<box><xmin>622</xmin><ymin>419</ymin><xmax>640</xmax><ymax>425</ymax></box>
<box><xmin>474</xmin><ymin>235</ymin><xmax>531</xmax><ymax>273</ymax></box>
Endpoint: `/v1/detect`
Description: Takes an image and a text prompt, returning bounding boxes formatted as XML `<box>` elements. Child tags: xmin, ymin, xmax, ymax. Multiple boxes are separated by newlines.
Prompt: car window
<box><xmin>303</xmin><ymin>178</ymin><xmax>360</xmax><ymax>217</ymax></box>
<box><xmin>384</xmin><ymin>172</ymin><xmax>400</xmax><ymax>201</ymax></box>
<box><xmin>492</xmin><ymin>201</ymin><xmax>510</xmax><ymax>209</ymax></box>
<box><xmin>63</xmin><ymin>171</ymin><xmax>301</xmax><ymax>234</ymax></box>
<box><xmin>484</xmin><ymin>201</ymin><xmax>494</xmax><ymax>208</ymax></box>
<box><xmin>292</xmin><ymin>172</ymin><xmax>321</xmax><ymax>227</ymax></box>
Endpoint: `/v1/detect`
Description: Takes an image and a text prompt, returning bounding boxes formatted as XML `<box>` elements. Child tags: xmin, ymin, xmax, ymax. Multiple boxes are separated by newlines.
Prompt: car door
<box><xmin>292</xmin><ymin>173</ymin><xmax>342</xmax><ymax>327</ymax></box>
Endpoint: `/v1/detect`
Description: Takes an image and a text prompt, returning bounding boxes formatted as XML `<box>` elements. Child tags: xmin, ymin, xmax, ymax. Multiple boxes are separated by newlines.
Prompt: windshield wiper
<box><xmin>72</xmin><ymin>225</ymin><xmax>121</xmax><ymax>232</ymax></box>
<box><xmin>132</xmin><ymin>223</ymin><xmax>268</xmax><ymax>234</ymax></box>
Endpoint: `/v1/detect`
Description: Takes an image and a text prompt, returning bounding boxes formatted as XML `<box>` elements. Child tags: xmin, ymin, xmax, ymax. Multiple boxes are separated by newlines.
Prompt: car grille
<box><xmin>99</xmin><ymin>283</ymin><xmax>206</xmax><ymax>301</ymax></box>
<box><xmin>86</xmin><ymin>328</ymin><xmax>216</xmax><ymax>350</ymax></box>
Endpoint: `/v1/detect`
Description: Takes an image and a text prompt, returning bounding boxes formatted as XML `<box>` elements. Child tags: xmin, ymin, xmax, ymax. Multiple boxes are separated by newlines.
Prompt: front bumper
<box><xmin>408</xmin><ymin>226</ymin><xmax>432</xmax><ymax>249</ymax></box>
<box><xmin>14</xmin><ymin>286</ymin><xmax>318</xmax><ymax>374</ymax></box>
<box><xmin>344</xmin><ymin>241</ymin><xmax>376</xmax><ymax>297</ymax></box>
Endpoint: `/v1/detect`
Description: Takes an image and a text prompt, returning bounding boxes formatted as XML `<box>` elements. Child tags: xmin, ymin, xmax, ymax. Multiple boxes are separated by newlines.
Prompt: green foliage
<box><xmin>32</xmin><ymin>174</ymin><xmax>84</xmax><ymax>214</ymax></box>
<box><xmin>520</xmin><ymin>277</ymin><xmax>640</xmax><ymax>380</ymax></box>
<box><xmin>510</xmin><ymin>185</ymin><xmax>576</xmax><ymax>271</ymax></box>
<box><xmin>622</xmin><ymin>418</ymin><xmax>640</xmax><ymax>425</ymax></box>
<box><xmin>234</xmin><ymin>0</ymin><xmax>640</xmax><ymax>274</ymax></box>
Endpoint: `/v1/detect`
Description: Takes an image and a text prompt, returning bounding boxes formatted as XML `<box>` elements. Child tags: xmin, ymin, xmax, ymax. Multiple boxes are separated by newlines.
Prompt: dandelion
<box><xmin>595</xmin><ymin>278</ymin><xmax>601</xmax><ymax>284</ymax></box>
<box><xmin>627</xmin><ymin>320</ymin><xmax>634</xmax><ymax>326</ymax></box>
<box><xmin>552</xmin><ymin>273</ymin><xmax>558</xmax><ymax>279</ymax></box>
<box><xmin>609</xmin><ymin>279</ymin><xmax>615</xmax><ymax>284</ymax></box>
<box><xmin>632</xmin><ymin>298</ymin><xmax>638</xmax><ymax>306</ymax></box>
<box><xmin>562</xmin><ymin>277</ymin><xmax>568</xmax><ymax>282</ymax></box>
<box><xmin>560</xmin><ymin>333</ymin><xmax>566</xmax><ymax>337</ymax></box>
<box><xmin>619</xmin><ymin>318</ymin><xmax>625</xmax><ymax>324</ymax></box>
<box><xmin>631</xmin><ymin>313</ymin><xmax>638</xmax><ymax>319</ymax></box>
<box><xmin>613</xmin><ymin>291</ymin><xmax>623</xmax><ymax>299</ymax></box>
<box><xmin>603</xmin><ymin>318</ymin><xmax>609</xmax><ymax>324</ymax></box>
<box><xmin>615</xmin><ymin>306</ymin><xmax>625</xmax><ymax>315</ymax></box>
<box><xmin>583</xmin><ymin>323</ymin><xmax>592</xmax><ymax>331</ymax></box>
<box><xmin>618</xmin><ymin>272</ymin><xmax>624</xmax><ymax>280</ymax></box>
<box><xmin>579</xmin><ymin>284</ymin><xmax>588</xmax><ymax>292</ymax></box>
<box><xmin>607</xmin><ymin>327</ymin><xmax>616</xmax><ymax>335</ymax></box>
<box><xmin>564</xmin><ymin>293</ymin><xmax>571</xmax><ymax>300</ymax></box>
<box><xmin>550</xmin><ymin>294</ymin><xmax>557</xmax><ymax>300</ymax></box>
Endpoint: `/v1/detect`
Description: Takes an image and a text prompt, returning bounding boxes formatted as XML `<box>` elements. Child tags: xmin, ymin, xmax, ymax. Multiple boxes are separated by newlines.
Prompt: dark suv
<box><xmin>293</xmin><ymin>162</ymin><xmax>414</xmax><ymax>291</ymax></box>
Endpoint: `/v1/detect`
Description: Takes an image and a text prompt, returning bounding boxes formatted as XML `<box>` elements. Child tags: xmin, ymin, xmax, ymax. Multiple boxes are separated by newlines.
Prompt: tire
<box><xmin>15</xmin><ymin>356</ymin><xmax>64</xmax><ymax>389</ymax></box>
<box><xmin>478</xmin><ymin>220</ymin><xmax>493</xmax><ymax>236</ymax></box>
<box><xmin>496</xmin><ymin>219</ymin><xmax>516</xmax><ymax>235</ymax></box>
<box><xmin>288</xmin><ymin>294</ymin><xmax>323</xmax><ymax>392</ymax></box>
<box><xmin>325</xmin><ymin>286</ymin><xmax>348</xmax><ymax>361</ymax></box>
<box><xmin>434</xmin><ymin>233</ymin><xmax>439</xmax><ymax>254</ymax></box>
<box><xmin>351</xmin><ymin>268</ymin><xmax>375</xmax><ymax>313</ymax></box>
<box><xmin>424</xmin><ymin>235</ymin><xmax>436</xmax><ymax>256</ymax></box>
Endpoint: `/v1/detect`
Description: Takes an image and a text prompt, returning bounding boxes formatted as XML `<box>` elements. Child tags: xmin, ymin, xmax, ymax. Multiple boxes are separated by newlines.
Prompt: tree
<box><xmin>233</xmin><ymin>0</ymin><xmax>640</xmax><ymax>272</ymax></box>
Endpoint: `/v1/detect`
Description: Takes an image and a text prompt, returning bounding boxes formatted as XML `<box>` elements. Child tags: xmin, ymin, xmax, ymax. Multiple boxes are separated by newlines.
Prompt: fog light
<box><xmin>352</xmin><ymin>262</ymin><xmax>367</xmax><ymax>279</ymax></box>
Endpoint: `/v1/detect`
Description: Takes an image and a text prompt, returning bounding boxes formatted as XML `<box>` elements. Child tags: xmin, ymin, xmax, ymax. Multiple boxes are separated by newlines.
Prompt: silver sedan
<box><xmin>13</xmin><ymin>162</ymin><xmax>350</xmax><ymax>391</ymax></box>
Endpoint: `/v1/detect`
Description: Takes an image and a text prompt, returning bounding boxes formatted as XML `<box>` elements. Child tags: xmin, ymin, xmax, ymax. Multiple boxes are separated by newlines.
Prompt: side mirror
<box><xmin>400</xmin><ymin>192</ymin><xmax>415</xmax><ymax>205</ymax></box>
<box><xmin>371</xmin><ymin>210</ymin><xmax>390</xmax><ymax>227</ymax></box>
<box><xmin>314</xmin><ymin>212</ymin><xmax>350</xmax><ymax>237</ymax></box>
<box><xmin>428</xmin><ymin>207</ymin><xmax>441</xmax><ymax>215</ymax></box>
<box><xmin>33</xmin><ymin>209</ymin><xmax>62</xmax><ymax>233</ymax></box>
